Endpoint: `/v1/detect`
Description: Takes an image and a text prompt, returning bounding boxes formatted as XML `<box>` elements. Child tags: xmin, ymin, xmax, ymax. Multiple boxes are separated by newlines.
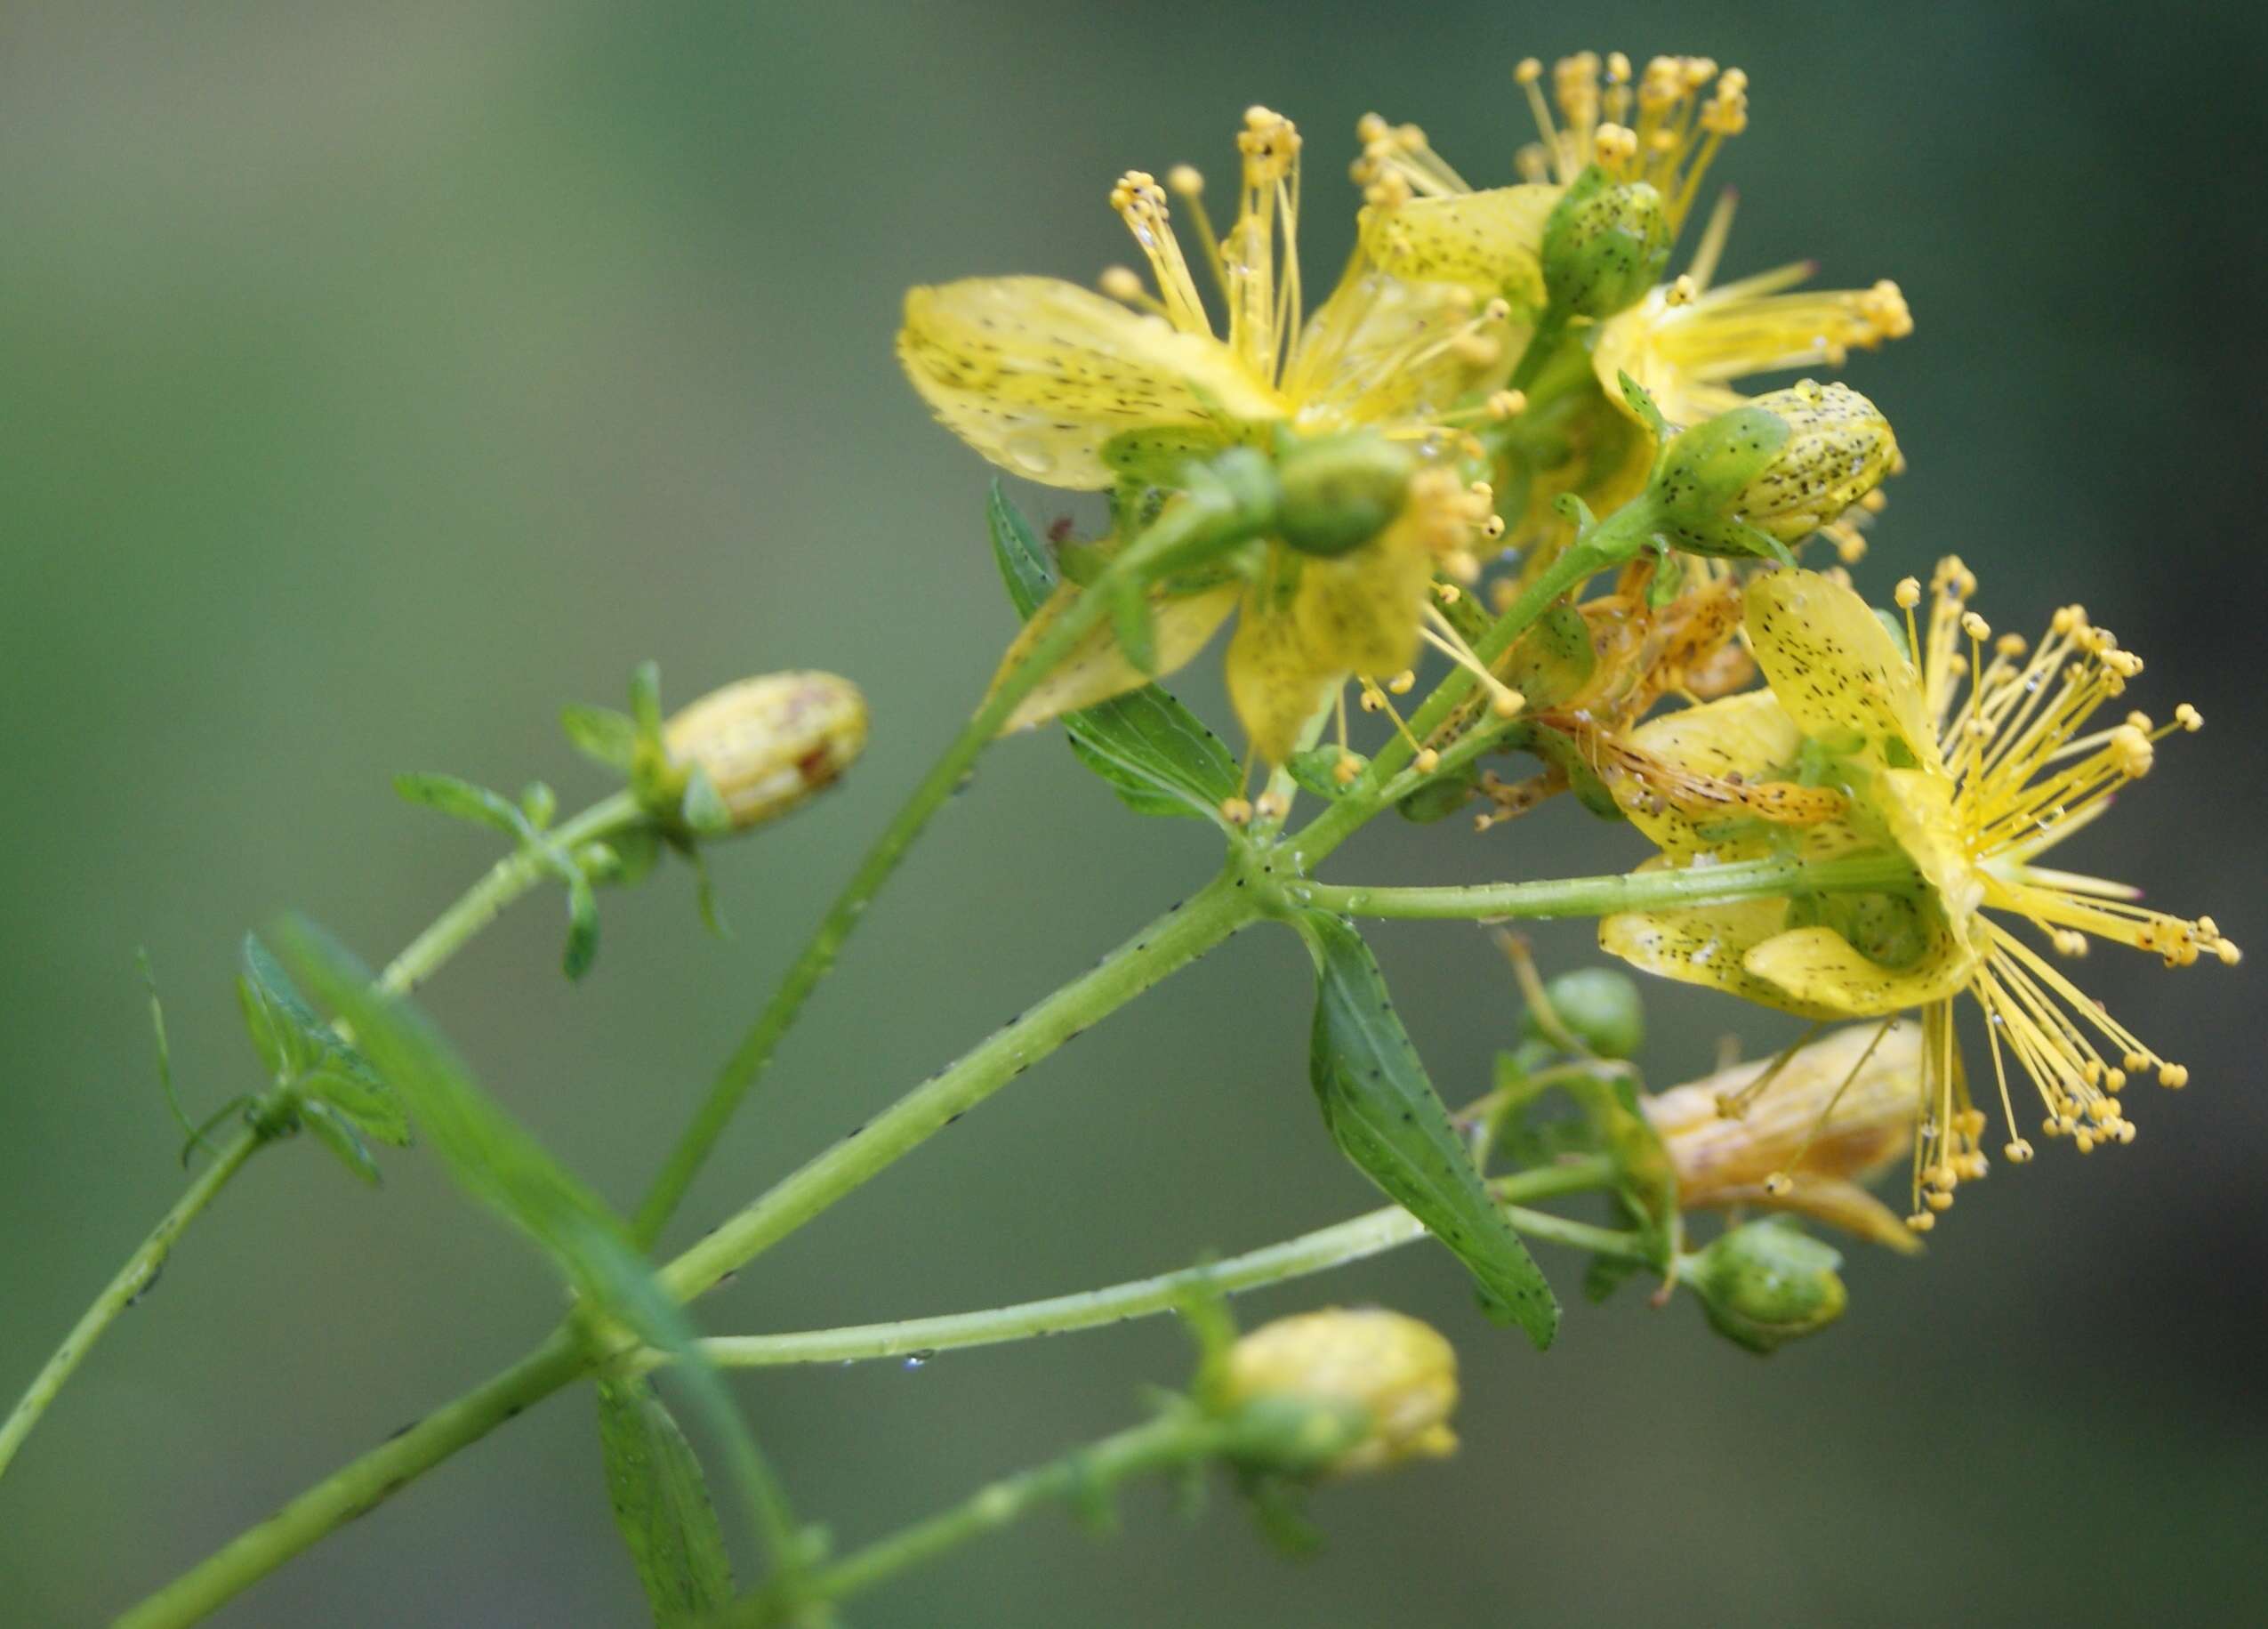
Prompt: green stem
<box><xmin>0</xmin><ymin>1131</ymin><xmax>261</xmax><ymax>1480</ymax></box>
<box><xmin>696</xmin><ymin>1159</ymin><xmax>1615</xmax><ymax>1369</ymax></box>
<box><xmin>739</xmin><ymin>1411</ymin><xmax>1234</xmax><ymax>1625</ymax></box>
<box><xmin>116</xmin><ymin>1331</ymin><xmax>588</xmax><ymax>1629</ymax></box>
<box><xmin>657</xmin><ymin>868</ymin><xmax>1259</xmax><ymax>1302</ymax></box>
<box><xmin>0</xmin><ymin>791</ymin><xmax>644</xmax><ymax>1490</ymax></box>
<box><xmin>1299</xmin><ymin>851</ymin><xmax>1917</xmax><ymax>922</ymax></box>
<box><xmin>631</xmin><ymin>480</ymin><xmax>1280</xmax><ymax>1249</ymax></box>
<box><xmin>121</xmin><ymin>870</ymin><xmax>1261</xmax><ymax>1625</ymax></box>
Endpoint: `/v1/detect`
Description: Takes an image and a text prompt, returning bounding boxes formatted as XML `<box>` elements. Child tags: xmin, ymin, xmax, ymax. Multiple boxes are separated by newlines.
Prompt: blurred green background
<box><xmin>4</xmin><ymin>2</ymin><xmax>2264</xmax><ymax>1623</ymax></box>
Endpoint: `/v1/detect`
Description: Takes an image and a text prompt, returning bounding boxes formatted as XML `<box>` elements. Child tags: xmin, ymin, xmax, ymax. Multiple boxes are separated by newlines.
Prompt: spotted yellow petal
<box><xmin>1741</xmin><ymin>922</ymin><xmax>1976</xmax><ymax>1017</ymax></box>
<box><xmin>1363</xmin><ymin>186</ymin><xmax>1556</xmax><ymax>303</ymax></box>
<box><xmin>1291</xmin><ymin>535</ymin><xmax>1430</xmax><ymax>680</ymax></box>
<box><xmin>1744</xmin><ymin>569</ymin><xmax>1935</xmax><ymax>765</ymax></box>
<box><xmin>1873</xmin><ymin>764</ymin><xmax>1982</xmax><ymax>931</ymax></box>
<box><xmin>1621</xmin><ymin>689</ymin><xmax>1806</xmax><ymax>853</ymax></box>
<box><xmin>898</xmin><ymin>277</ymin><xmax>1283</xmax><ymax>489</ymax></box>
<box><xmin>1226</xmin><ymin>583</ymin><xmax>1340</xmax><ymax>764</ymax></box>
<box><xmin>1598</xmin><ymin>867</ymin><xmax>1843</xmax><ymax>1019</ymax></box>
<box><xmin>994</xmin><ymin>582</ymin><xmax>1240</xmax><ymax>733</ymax></box>
<box><xmin>1293</xmin><ymin>275</ymin><xmax>1524</xmax><ymax>429</ymax></box>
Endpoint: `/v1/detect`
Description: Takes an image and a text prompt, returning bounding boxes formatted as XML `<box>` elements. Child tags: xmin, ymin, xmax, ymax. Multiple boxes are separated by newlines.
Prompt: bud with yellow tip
<box><xmin>1653</xmin><ymin>380</ymin><xmax>1899</xmax><ymax>555</ymax></box>
<box><xmin>661</xmin><ymin>672</ymin><xmax>869</xmax><ymax>835</ymax></box>
<box><xmin>1539</xmin><ymin>165</ymin><xmax>1672</xmax><ymax>324</ymax></box>
<box><xmin>1221</xmin><ymin>1309</ymin><xmax>1459</xmax><ymax>1477</ymax></box>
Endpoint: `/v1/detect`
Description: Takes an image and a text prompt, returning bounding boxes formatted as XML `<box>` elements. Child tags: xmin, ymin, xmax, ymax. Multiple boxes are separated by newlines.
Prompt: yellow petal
<box><xmin>1873</xmin><ymin>765</ymin><xmax>1982</xmax><ymax>931</ymax></box>
<box><xmin>1226</xmin><ymin>584</ymin><xmax>1341</xmax><ymax>764</ymax></box>
<box><xmin>1291</xmin><ymin>535</ymin><xmax>1430</xmax><ymax>679</ymax></box>
<box><xmin>1293</xmin><ymin>275</ymin><xmax>1524</xmax><ymax>429</ymax></box>
<box><xmin>1716</xmin><ymin>1175</ymin><xmax>1925</xmax><ymax>1254</ymax></box>
<box><xmin>1598</xmin><ymin>867</ymin><xmax>1843</xmax><ymax>1018</ymax></box>
<box><xmin>897</xmin><ymin>278</ymin><xmax>1282</xmax><ymax>489</ymax></box>
<box><xmin>1741</xmin><ymin>923</ymin><xmax>1976</xmax><ymax>1017</ymax></box>
<box><xmin>1363</xmin><ymin>186</ymin><xmax>1556</xmax><ymax>303</ymax></box>
<box><xmin>993</xmin><ymin>582</ymin><xmax>1240</xmax><ymax>733</ymax></box>
<box><xmin>1744</xmin><ymin>569</ymin><xmax>1936</xmax><ymax>764</ymax></box>
<box><xmin>1621</xmin><ymin>690</ymin><xmax>1807</xmax><ymax>853</ymax></box>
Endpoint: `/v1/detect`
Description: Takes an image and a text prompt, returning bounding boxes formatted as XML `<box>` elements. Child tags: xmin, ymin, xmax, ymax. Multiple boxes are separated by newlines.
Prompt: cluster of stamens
<box><xmin>1512</xmin><ymin>52</ymin><xmax>1746</xmax><ymax>234</ymax></box>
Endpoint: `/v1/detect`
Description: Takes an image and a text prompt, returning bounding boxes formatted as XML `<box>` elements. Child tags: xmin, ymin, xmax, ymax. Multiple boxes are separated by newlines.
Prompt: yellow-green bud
<box><xmin>1523</xmin><ymin>967</ymin><xmax>1645</xmax><ymax>1060</ymax></box>
<box><xmin>1540</xmin><ymin>165</ymin><xmax>1671</xmax><ymax>321</ymax></box>
<box><xmin>1691</xmin><ymin>1221</ymin><xmax>1849</xmax><ymax>1354</ymax></box>
<box><xmin>662</xmin><ymin>672</ymin><xmax>868</xmax><ymax>834</ymax></box>
<box><xmin>1653</xmin><ymin>380</ymin><xmax>1897</xmax><ymax>553</ymax></box>
<box><xmin>1275</xmin><ymin>432</ymin><xmax>1416</xmax><ymax>559</ymax></box>
<box><xmin>1222</xmin><ymin>1308</ymin><xmax>1459</xmax><ymax>1476</ymax></box>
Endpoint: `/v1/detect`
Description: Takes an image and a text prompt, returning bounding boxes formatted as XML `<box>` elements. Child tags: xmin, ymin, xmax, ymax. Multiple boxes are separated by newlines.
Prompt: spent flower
<box><xmin>1222</xmin><ymin>1309</ymin><xmax>1460</xmax><ymax>1478</ymax></box>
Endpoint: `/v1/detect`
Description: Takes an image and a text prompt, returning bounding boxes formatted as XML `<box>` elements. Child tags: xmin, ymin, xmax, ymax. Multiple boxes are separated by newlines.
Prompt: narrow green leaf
<box><xmin>563</xmin><ymin>705</ymin><xmax>640</xmax><ymax>771</ymax></box>
<box><xmin>275</xmin><ymin>917</ymin><xmax>794</xmax><ymax>1579</ymax></box>
<box><xmin>629</xmin><ymin>661</ymin><xmax>664</xmax><ymax>739</ymax></box>
<box><xmin>302</xmin><ymin>1056</ymin><xmax>414</xmax><ymax>1148</ymax></box>
<box><xmin>393</xmin><ymin>772</ymin><xmax>527</xmax><ymax>838</ymax></box>
<box><xmin>986</xmin><ymin>483</ymin><xmax>1240</xmax><ymax>820</ymax></box>
<box><xmin>235</xmin><ymin>974</ymin><xmax>290</xmax><ymax>1080</ymax></box>
<box><xmin>561</xmin><ymin>870</ymin><xmax>601</xmax><ymax>982</ymax></box>
<box><xmin>521</xmin><ymin>780</ymin><xmax>559</xmax><ymax>830</ymax></box>
<box><xmin>302</xmin><ymin>1099</ymin><xmax>382</xmax><ymax>1187</ymax></box>
<box><xmin>1300</xmin><ymin>915</ymin><xmax>1560</xmax><ymax>1348</ymax></box>
<box><xmin>243</xmin><ymin>934</ymin><xmax>411</xmax><ymax>1142</ymax></box>
<box><xmin>138</xmin><ymin>950</ymin><xmax>206</xmax><ymax>1152</ymax></box>
<box><xmin>596</xmin><ymin>1377</ymin><xmax>736</xmax><ymax>1622</ymax></box>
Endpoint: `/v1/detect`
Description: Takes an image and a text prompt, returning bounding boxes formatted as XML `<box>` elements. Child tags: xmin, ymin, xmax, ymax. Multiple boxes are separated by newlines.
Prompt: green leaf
<box><xmin>275</xmin><ymin>917</ymin><xmax>793</xmax><ymax>1574</ymax></box>
<box><xmin>596</xmin><ymin>1377</ymin><xmax>737</xmax><ymax>1622</ymax></box>
<box><xmin>521</xmin><ymin>780</ymin><xmax>559</xmax><ymax>830</ymax></box>
<box><xmin>302</xmin><ymin>1055</ymin><xmax>413</xmax><ymax>1148</ymax></box>
<box><xmin>987</xmin><ymin>483</ymin><xmax>1240</xmax><ymax>820</ymax></box>
<box><xmin>302</xmin><ymin>1099</ymin><xmax>382</xmax><ymax>1187</ymax></box>
<box><xmin>241</xmin><ymin>935</ymin><xmax>411</xmax><ymax>1143</ymax></box>
<box><xmin>1300</xmin><ymin>914</ymin><xmax>1560</xmax><ymax>1348</ymax></box>
<box><xmin>1285</xmin><ymin>746</ymin><xmax>1355</xmax><ymax>802</ymax></box>
<box><xmin>138</xmin><ymin>950</ymin><xmax>207</xmax><ymax>1153</ymax></box>
<box><xmin>560</xmin><ymin>868</ymin><xmax>601</xmax><ymax>982</ymax></box>
<box><xmin>564</xmin><ymin>705</ymin><xmax>640</xmax><ymax>771</ymax></box>
<box><xmin>236</xmin><ymin>973</ymin><xmax>290</xmax><ymax>1080</ymax></box>
<box><xmin>394</xmin><ymin>772</ymin><xmax>528</xmax><ymax>838</ymax></box>
<box><xmin>629</xmin><ymin>661</ymin><xmax>665</xmax><ymax>739</ymax></box>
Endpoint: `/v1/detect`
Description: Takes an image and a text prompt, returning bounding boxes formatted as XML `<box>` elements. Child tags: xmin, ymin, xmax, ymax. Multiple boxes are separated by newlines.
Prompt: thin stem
<box><xmin>631</xmin><ymin>481</ymin><xmax>1279</xmax><ymax>1248</ymax></box>
<box><xmin>116</xmin><ymin>1332</ymin><xmax>589</xmax><ymax>1629</ymax></box>
<box><xmin>657</xmin><ymin>869</ymin><xmax>1258</xmax><ymax>1302</ymax></box>
<box><xmin>121</xmin><ymin>870</ymin><xmax>1262</xmax><ymax>1624</ymax></box>
<box><xmin>740</xmin><ymin>1411</ymin><xmax>1227</xmax><ymax>1624</ymax></box>
<box><xmin>0</xmin><ymin>791</ymin><xmax>645</xmax><ymax>1488</ymax></box>
<box><xmin>1299</xmin><ymin>851</ymin><xmax>1917</xmax><ymax>922</ymax></box>
<box><xmin>0</xmin><ymin>1132</ymin><xmax>260</xmax><ymax>1480</ymax></box>
<box><xmin>696</xmin><ymin>1159</ymin><xmax>1615</xmax><ymax>1369</ymax></box>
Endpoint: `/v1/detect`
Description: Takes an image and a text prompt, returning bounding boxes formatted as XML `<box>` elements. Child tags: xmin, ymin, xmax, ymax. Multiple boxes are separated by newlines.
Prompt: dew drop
<box><xmin>903</xmin><ymin>1349</ymin><xmax>937</xmax><ymax>1371</ymax></box>
<box><xmin>1004</xmin><ymin>435</ymin><xmax>1058</xmax><ymax>477</ymax></box>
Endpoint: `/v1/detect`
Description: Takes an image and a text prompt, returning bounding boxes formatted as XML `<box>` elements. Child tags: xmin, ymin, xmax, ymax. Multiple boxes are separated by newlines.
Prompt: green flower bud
<box><xmin>1691</xmin><ymin>1221</ymin><xmax>1848</xmax><ymax>1354</ymax></box>
<box><xmin>1540</xmin><ymin>165</ymin><xmax>1672</xmax><ymax>321</ymax></box>
<box><xmin>1653</xmin><ymin>381</ymin><xmax>1897</xmax><ymax>554</ymax></box>
<box><xmin>1222</xmin><ymin>1309</ymin><xmax>1459</xmax><ymax>1477</ymax></box>
<box><xmin>1275</xmin><ymin>432</ymin><xmax>1416</xmax><ymax>559</ymax></box>
<box><xmin>661</xmin><ymin>672</ymin><xmax>869</xmax><ymax>835</ymax></box>
<box><xmin>1523</xmin><ymin>967</ymin><xmax>1645</xmax><ymax>1060</ymax></box>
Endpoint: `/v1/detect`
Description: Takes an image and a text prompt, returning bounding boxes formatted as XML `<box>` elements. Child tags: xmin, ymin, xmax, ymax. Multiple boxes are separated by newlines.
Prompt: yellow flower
<box><xmin>900</xmin><ymin>108</ymin><xmax>1527</xmax><ymax>762</ymax></box>
<box><xmin>1360</xmin><ymin>54</ymin><xmax>1910</xmax><ymax>562</ymax></box>
<box><xmin>1642</xmin><ymin>1021</ymin><xmax>1923</xmax><ymax>1252</ymax></box>
<box><xmin>1599</xmin><ymin>565</ymin><xmax>2238</xmax><ymax>1230</ymax></box>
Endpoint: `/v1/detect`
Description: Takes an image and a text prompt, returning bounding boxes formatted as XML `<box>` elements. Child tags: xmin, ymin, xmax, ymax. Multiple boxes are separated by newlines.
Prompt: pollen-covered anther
<box><xmin>2175</xmin><ymin>703</ymin><xmax>2202</xmax><ymax>731</ymax></box>
<box><xmin>1387</xmin><ymin>669</ymin><xmax>1416</xmax><ymax>696</ymax></box>
<box><xmin>2111</xmin><ymin>724</ymin><xmax>2155</xmax><ymax>778</ymax></box>
<box><xmin>1485</xmin><ymin>389</ymin><xmax>1527</xmax><ymax>421</ymax></box>
<box><xmin>1331</xmin><ymin>751</ymin><xmax>1363</xmax><ymax>786</ymax></box>
<box><xmin>1254</xmin><ymin>789</ymin><xmax>1291</xmax><ymax>821</ymax></box>
<box><xmin>1906</xmin><ymin>1211</ymin><xmax>1935</xmax><ymax>1233</ymax></box>
<box><xmin>1166</xmin><ymin>164</ymin><xmax>1204</xmax><ymax>198</ymax></box>
<box><xmin>1098</xmin><ymin>265</ymin><xmax>1146</xmax><ymax>303</ymax></box>
<box><xmin>2004</xmin><ymin>1138</ymin><xmax>2035</xmax><ymax>1163</ymax></box>
<box><xmin>1665</xmin><ymin>273</ymin><xmax>1698</xmax><ymax>307</ymax></box>
<box><xmin>1414</xmin><ymin>748</ymin><xmax>1442</xmax><ymax>774</ymax></box>
<box><xmin>1219</xmin><ymin>796</ymin><xmax>1255</xmax><ymax>826</ymax></box>
<box><xmin>1894</xmin><ymin>577</ymin><xmax>1921</xmax><ymax>609</ymax></box>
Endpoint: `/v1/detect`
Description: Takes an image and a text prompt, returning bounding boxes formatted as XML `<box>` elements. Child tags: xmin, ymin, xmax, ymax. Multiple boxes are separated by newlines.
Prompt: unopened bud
<box><xmin>1222</xmin><ymin>1309</ymin><xmax>1459</xmax><ymax>1477</ymax></box>
<box><xmin>1653</xmin><ymin>380</ymin><xmax>1897</xmax><ymax>552</ymax></box>
<box><xmin>1540</xmin><ymin>165</ymin><xmax>1671</xmax><ymax>320</ymax></box>
<box><xmin>1523</xmin><ymin>967</ymin><xmax>1645</xmax><ymax>1060</ymax></box>
<box><xmin>662</xmin><ymin>672</ymin><xmax>868</xmax><ymax>834</ymax></box>
<box><xmin>1690</xmin><ymin>1221</ymin><xmax>1849</xmax><ymax>1354</ymax></box>
<box><xmin>1275</xmin><ymin>433</ymin><xmax>1417</xmax><ymax>558</ymax></box>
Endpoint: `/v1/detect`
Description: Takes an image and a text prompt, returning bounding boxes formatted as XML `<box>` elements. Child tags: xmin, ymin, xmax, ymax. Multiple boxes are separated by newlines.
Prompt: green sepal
<box><xmin>680</xmin><ymin>765</ymin><xmax>733</xmax><ymax>838</ymax></box>
<box><xmin>301</xmin><ymin>1099</ymin><xmax>382</xmax><ymax>1187</ymax></box>
<box><xmin>1284</xmin><ymin>746</ymin><xmax>1357</xmax><ymax>802</ymax></box>
<box><xmin>1396</xmin><ymin>762</ymin><xmax>1480</xmax><ymax>824</ymax></box>
<box><xmin>392</xmin><ymin>772</ymin><xmax>526</xmax><ymax>837</ymax></box>
<box><xmin>987</xmin><ymin>483</ymin><xmax>1241</xmax><ymax>822</ymax></box>
<box><xmin>1500</xmin><ymin>605</ymin><xmax>1596</xmax><ymax>711</ymax></box>
<box><xmin>1299</xmin><ymin>914</ymin><xmax>1559</xmax><ymax>1348</ymax></box>
<box><xmin>1109</xmin><ymin>577</ymin><xmax>1159</xmax><ymax>675</ymax></box>
<box><xmin>1617</xmin><ymin>370</ymin><xmax>1672</xmax><ymax>444</ymax></box>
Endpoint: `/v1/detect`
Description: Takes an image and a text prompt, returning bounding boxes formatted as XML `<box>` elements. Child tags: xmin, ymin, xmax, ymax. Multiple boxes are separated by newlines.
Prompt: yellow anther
<box><xmin>1098</xmin><ymin>265</ymin><xmax>1146</xmax><ymax>302</ymax></box>
<box><xmin>1166</xmin><ymin>164</ymin><xmax>1205</xmax><ymax>198</ymax></box>
<box><xmin>1218</xmin><ymin>796</ymin><xmax>1254</xmax><ymax>826</ymax></box>
<box><xmin>1960</xmin><ymin>611</ymin><xmax>1991</xmax><ymax>641</ymax></box>
<box><xmin>1492</xmin><ymin>689</ymin><xmax>1527</xmax><ymax>719</ymax></box>
<box><xmin>1387</xmin><ymin>669</ymin><xmax>1417</xmax><ymax>695</ymax></box>
<box><xmin>1906</xmin><ymin>1211</ymin><xmax>1935</xmax><ymax>1233</ymax></box>
<box><xmin>2158</xmin><ymin>1063</ymin><xmax>2189</xmax><ymax>1089</ymax></box>
<box><xmin>1665</xmin><ymin>274</ymin><xmax>1698</xmax><ymax>307</ymax></box>
<box><xmin>1925</xmin><ymin>1189</ymin><xmax>1954</xmax><ymax>1212</ymax></box>
<box><xmin>1331</xmin><ymin>752</ymin><xmax>1363</xmax><ymax>786</ymax></box>
<box><xmin>2004</xmin><ymin>1139</ymin><xmax>2035</xmax><ymax>1164</ymax></box>
<box><xmin>1254</xmin><ymin>789</ymin><xmax>1290</xmax><ymax>821</ymax></box>
<box><xmin>1762</xmin><ymin>1172</ymin><xmax>1792</xmax><ymax>1197</ymax></box>
<box><xmin>2175</xmin><ymin>702</ymin><xmax>2202</xmax><ymax>730</ymax></box>
<box><xmin>1414</xmin><ymin>747</ymin><xmax>1442</xmax><ymax>774</ymax></box>
<box><xmin>1486</xmin><ymin>389</ymin><xmax>1528</xmax><ymax>420</ymax></box>
<box><xmin>1515</xmin><ymin>57</ymin><xmax>1543</xmax><ymax>84</ymax></box>
<box><xmin>1894</xmin><ymin>577</ymin><xmax>1922</xmax><ymax>609</ymax></box>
